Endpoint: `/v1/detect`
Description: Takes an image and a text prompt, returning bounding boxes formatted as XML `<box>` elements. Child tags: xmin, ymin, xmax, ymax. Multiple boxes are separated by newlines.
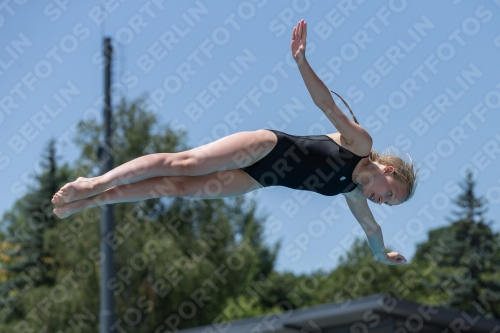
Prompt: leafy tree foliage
<box><xmin>2</xmin><ymin>99</ymin><xmax>500</xmax><ymax>332</ymax></box>
<box><xmin>310</xmin><ymin>238</ymin><xmax>406</xmax><ymax>307</ymax></box>
<box><xmin>1</xmin><ymin>99</ymin><xmax>279</xmax><ymax>332</ymax></box>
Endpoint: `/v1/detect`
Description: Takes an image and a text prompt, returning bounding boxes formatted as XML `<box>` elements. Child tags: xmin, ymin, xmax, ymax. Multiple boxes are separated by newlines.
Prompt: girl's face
<box><xmin>361</xmin><ymin>166</ymin><xmax>407</xmax><ymax>205</ymax></box>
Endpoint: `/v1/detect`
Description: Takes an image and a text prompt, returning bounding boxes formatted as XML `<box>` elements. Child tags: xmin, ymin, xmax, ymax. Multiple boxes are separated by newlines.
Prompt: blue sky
<box><xmin>1</xmin><ymin>0</ymin><xmax>500</xmax><ymax>274</ymax></box>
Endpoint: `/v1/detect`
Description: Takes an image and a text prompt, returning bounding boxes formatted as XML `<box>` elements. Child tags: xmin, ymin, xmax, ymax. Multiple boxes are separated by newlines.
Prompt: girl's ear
<box><xmin>383</xmin><ymin>166</ymin><xmax>395</xmax><ymax>174</ymax></box>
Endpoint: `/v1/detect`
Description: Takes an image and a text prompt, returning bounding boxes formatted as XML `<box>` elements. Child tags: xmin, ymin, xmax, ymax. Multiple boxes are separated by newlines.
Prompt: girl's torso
<box><xmin>241</xmin><ymin>129</ymin><xmax>368</xmax><ymax>196</ymax></box>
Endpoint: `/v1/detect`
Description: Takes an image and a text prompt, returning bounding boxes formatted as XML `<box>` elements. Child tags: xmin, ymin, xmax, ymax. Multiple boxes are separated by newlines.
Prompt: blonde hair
<box><xmin>330</xmin><ymin>90</ymin><xmax>418</xmax><ymax>202</ymax></box>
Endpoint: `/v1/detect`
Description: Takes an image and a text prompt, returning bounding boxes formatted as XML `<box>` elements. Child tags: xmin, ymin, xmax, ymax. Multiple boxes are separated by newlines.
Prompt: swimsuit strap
<box><xmin>329</xmin><ymin>90</ymin><xmax>370</xmax><ymax>160</ymax></box>
<box><xmin>329</xmin><ymin>90</ymin><xmax>359</xmax><ymax>125</ymax></box>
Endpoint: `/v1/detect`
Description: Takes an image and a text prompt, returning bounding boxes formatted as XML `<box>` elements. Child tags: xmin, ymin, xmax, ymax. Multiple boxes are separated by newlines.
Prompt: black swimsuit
<box><xmin>241</xmin><ymin>129</ymin><xmax>368</xmax><ymax>196</ymax></box>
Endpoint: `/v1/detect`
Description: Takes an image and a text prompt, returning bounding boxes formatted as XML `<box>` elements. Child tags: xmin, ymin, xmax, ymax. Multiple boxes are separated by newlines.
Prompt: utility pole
<box><xmin>100</xmin><ymin>37</ymin><xmax>116</xmax><ymax>333</ymax></box>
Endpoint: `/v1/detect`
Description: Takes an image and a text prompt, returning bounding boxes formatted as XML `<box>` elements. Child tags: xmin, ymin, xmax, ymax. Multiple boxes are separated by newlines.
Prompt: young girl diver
<box><xmin>53</xmin><ymin>20</ymin><xmax>417</xmax><ymax>266</ymax></box>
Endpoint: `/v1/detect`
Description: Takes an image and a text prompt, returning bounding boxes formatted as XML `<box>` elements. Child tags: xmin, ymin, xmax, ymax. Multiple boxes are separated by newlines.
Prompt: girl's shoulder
<box><xmin>325</xmin><ymin>132</ymin><xmax>371</xmax><ymax>157</ymax></box>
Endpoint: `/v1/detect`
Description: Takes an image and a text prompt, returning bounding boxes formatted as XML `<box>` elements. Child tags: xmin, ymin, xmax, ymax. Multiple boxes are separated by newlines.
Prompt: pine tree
<box><xmin>414</xmin><ymin>171</ymin><xmax>500</xmax><ymax>318</ymax></box>
<box><xmin>0</xmin><ymin>140</ymin><xmax>64</xmax><ymax>325</ymax></box>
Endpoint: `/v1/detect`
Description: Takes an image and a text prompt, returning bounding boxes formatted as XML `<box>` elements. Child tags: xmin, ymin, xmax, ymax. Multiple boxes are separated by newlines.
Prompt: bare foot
<box><xmin>52</xmin><ymin>177</ymin><xmax>99</xmax><ymax>204</ymax></box>
<box><xmin>53</xmin><ymin>198</ymin><xmax>90</xmax><ymax>219</ymax></box>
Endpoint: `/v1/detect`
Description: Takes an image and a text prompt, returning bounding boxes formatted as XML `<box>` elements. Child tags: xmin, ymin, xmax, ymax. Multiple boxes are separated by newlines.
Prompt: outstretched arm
<box><xmin>291</xmin><ymin>20</ymin><xmax>371</xmax><ymax>153</ymax></box>
<box><xmin>343</xmin><ymin>190</ymin><xmax>407</xmax><ymax>265</ymax></box>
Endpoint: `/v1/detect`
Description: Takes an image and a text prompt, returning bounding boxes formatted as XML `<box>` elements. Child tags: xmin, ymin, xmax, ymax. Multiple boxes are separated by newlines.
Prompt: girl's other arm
<box><xmin>344</xmin><ymin>192</ymin><xmax>407</xmax><ymax>265</ymax></box>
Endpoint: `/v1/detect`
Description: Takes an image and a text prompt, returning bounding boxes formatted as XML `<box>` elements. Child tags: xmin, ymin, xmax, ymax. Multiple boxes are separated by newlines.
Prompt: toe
<box><xmin>54</xmin><ymin>206</ymin><xmax>69</xmax><ymax>218</ymax></box>
<box><xmin>53</xmin><ymin>195</ymin><xmax>67</xmax><ymax>204</ymax></box>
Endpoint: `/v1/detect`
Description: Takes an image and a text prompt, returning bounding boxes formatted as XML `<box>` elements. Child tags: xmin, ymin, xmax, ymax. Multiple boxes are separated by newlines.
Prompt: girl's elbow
<box><xmin>364</xmin><ymin>224</ymin><xmax>381</xmax><ymax>236</ymax></box>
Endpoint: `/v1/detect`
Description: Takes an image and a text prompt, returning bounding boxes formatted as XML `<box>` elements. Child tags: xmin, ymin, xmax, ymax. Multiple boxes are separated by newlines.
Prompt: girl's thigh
<box><xmin>173</xmin><ymin>129</ymin><xmax>277</xmax><ymax>176</ymax></box>
<box><xmin>172</xmin><ymin>169</ymin><xmax>263</xmax><ymax>199</ymax></box>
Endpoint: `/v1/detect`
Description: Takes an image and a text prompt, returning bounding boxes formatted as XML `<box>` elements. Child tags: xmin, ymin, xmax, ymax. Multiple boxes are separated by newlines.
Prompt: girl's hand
<box><xmin>291</xmin><ymin>19</ymin><xmax>307</xmax><ymax>64</ymax></box>
<box><xmin>383</xmin><ymin>252</ymin><xmax>407</xmax><ymax>265</ymax></box>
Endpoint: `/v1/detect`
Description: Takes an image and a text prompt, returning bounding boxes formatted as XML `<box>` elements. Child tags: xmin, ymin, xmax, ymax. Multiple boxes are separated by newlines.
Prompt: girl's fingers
<box><xmin>292</xmin><ymin>20</ymin><xmax>307</xmax><ymax>41</ymax></box>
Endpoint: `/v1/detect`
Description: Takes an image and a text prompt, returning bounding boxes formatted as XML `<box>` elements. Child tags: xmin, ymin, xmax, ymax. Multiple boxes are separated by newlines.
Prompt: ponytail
<box><xmin>368</xmin><ymin>150</ymin><xmax>379</xmax><ymax>162</ymax></box>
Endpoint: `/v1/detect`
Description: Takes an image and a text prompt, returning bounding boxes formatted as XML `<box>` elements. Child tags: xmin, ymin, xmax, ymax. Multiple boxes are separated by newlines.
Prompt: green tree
<box><xmin>74</xmin><ymin>98</ymin><xmax>280</xmax><ymax>331</ymax></box>
<box><xmin>413</xmin><ymin>171</ymin><xmax>500</xmax><ymax>318</ymax></box>
<box><xmin>0</xmin><ymin>140</ymin><xmax>69</xmax><ymax>329</ymax></box>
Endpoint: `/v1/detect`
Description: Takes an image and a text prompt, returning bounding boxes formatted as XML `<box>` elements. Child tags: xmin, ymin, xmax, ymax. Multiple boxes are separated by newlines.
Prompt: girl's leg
<box><xmin>52</xmin><ymin>129</ymin><xmax>276</xmax><ymax>204</ymax></box>
<box><xmin>53</xmin><ymin>169</ymin><xmax>261</xmax><ymax>219</ymax></box>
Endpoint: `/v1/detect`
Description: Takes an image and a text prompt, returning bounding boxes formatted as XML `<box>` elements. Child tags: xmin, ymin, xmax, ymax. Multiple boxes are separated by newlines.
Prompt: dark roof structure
<box><xmin>178</xmin><ymin>294</ymin><xmax>500</xmax><ymax>333</ymax></box>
